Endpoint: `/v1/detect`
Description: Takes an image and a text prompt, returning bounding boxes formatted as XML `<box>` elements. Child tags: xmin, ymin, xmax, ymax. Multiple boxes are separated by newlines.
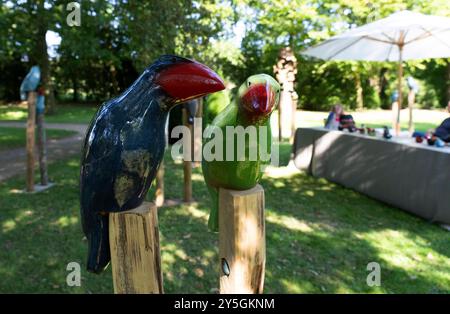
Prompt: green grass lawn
<box><xmin>0</xmin><ymin>149</ymin><xmax>448</xmax><ymax>293</ymax></box>
<box><xmin>0</xmin><ymin>104</ymin><xmax>98</xmax><ymax>124</ymax></box>
<box><xmin>0</xmin><ymin>127</ymin><xmax>77</xmax><ymax>151</ymax></box>
<box><xmin>1</xmin><ymin>103</ymin><xmax>447</xmax><ymax>134</ymax></box>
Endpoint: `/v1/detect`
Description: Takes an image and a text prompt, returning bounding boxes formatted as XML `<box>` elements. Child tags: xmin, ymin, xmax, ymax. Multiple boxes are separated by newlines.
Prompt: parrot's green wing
<box><xmin>202</xmin><ymin>102</ymin><xmax>238</xmax><ymax>232</ymax></box>
<box><xmin>202</xmin><ymin>103</ymin><xmax>273</xmax><ymax>232</ymax></box>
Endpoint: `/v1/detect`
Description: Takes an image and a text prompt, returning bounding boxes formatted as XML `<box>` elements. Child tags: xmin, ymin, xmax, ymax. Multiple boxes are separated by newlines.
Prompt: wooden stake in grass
<box><xmin>193</xmin><ymin>98</ymin><xmax>203</xmax><ymax>168</ymax></box>
<box><xmin>26</xmin><ymin>91</ymin><xmax>36</xmax><ymax>192</ymax></box>
<box><xmin>109</xmin><ymin>202</ymin><xmax>163</xmax><ymax>294</ymax></box>
<box><xmin>36</xmin><ymin>112</ymin><xmax>48</xmax><ymax>185</ymax></box>
<box><xmin>182</xmin><ymin>107</ymin><xmax>192</xmax><ymax>203</ymax></box>
<box><xmin>219</xmin><ymin>185</ymin><xmax>266</xmax><ymax>294</ymax></box>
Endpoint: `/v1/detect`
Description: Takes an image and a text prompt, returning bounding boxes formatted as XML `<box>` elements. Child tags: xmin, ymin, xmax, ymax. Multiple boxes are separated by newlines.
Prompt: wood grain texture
<box><xmin>36</xmin><ymin>113</ymin><xmax>48</xmax><ymax>186</ymax></box>
<box><xmin>182</xmin><ymin>108</ymin><xmax>192</xmax><ymax>202</ymax></box>
<box><xmin>109</xmin><ymin>202</ymin><xmax>163</xmax><ymax>294</ymax></box>
<box><xmin>26</xmin><ymin>92</ymin><xmax>36</xmax><ymax>192</ymax></box>
<box><xmin>193</xmin><ymin>98</ymin><xmax>203</xmax><ymax>167</ymax></box>
<box><xmin>219</xmin><ymin>185</ymin><xmax>265</xmax><ymax>294</ymax></box>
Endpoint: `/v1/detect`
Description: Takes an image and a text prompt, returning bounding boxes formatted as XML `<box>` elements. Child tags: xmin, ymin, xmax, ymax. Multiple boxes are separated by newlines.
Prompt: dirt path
<box><xmin>0</xmin><ymin>122</ymin><xmax>88</xmax><ymax>182</ymax></box>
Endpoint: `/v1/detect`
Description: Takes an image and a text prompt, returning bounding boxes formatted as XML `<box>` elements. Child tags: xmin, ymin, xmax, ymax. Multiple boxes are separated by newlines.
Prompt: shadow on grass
<box><xmin>262</xmin><ymin>172</ymin><xmax>450</xmax><ymax>293</ymax></box>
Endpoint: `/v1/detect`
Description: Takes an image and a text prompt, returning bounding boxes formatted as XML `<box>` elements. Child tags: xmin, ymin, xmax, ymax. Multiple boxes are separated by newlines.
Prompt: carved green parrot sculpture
<box><xmin>202</xmin><ymin>74</ymin><xmax>280</xmax><ymax>232</ymax></box>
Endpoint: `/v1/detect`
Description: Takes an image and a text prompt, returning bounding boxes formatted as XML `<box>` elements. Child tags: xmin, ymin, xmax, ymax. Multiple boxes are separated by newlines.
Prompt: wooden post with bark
<box><xmin>182</xmin><ymin>107</ymin><xmax>193</xmax><ymax>203</ymax></box>
<box><xmin>109</xmin><ymin>202</ymin><xmax>163</xmax><ymax>294</ymax></box>
<box><xmin>218</xmin><ymin>185</ymin><xmax>265</xmax><ymax>294</ymax></box>
<box><xmin>193</xmin><ymin>98</ymin><xmax>203</xmax><ymax>168</ymax></box>
<box><xmin>273</xmin><ymin>47</ymin><xmax>298</xmax><ymax>143</ymax></box>
<box><xmin>26</xmin><ymin>92</ymin><xmax>37</xmax><ymax>192</ymax></box>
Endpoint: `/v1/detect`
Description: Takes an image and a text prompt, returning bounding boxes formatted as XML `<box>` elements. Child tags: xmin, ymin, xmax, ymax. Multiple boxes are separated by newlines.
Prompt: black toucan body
<box><xmin>80</xmin><ymin>55</ymin><xmax>224</xmax><ymax>273</ymax></box>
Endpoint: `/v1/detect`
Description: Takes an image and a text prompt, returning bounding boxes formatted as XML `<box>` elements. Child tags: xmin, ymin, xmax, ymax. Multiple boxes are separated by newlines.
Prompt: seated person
<box><xmin>339</xmin><ymin>111</ymin><xmax>356</xmax><ymax>132</ymax></box>
<box><xmin>433</xmin><ymin>101</ymin><xmax>450</xmax><ymax>142</ymax></box>
<box><xmin>324</xmin><ymin>104</ymin><xmax>343</xmax><ymax>130</ymax></box>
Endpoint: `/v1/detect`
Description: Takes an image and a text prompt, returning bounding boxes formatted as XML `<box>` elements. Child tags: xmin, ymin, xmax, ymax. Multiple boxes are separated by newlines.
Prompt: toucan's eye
<box><xmin>247</xmin><ymin>81</ymin><xmax>251</xmax><ymax>87</ymax></box>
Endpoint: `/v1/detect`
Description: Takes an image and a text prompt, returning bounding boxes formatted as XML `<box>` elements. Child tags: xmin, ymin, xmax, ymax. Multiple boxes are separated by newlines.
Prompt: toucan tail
<box><xmin>207</xmin><ymin>185</ymin><xmax>219</xmax><ymax>232</ymax></box>
<box><xmin>86</xmin><ymin>214</ymin><xmax>111</xmax><ymax>274</ymax></box>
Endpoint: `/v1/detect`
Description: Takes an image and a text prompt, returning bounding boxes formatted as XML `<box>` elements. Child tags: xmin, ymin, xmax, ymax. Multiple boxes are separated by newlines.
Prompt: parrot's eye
<box><xmin>247</xmin><ymin>81</ymin><xmax>251</xmax><ymax>87</ymax></box>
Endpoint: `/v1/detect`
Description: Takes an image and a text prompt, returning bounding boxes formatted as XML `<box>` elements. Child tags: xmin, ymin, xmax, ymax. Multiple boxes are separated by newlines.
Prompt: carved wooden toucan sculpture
<box><xmin>80</xmin><ymin>55</ymin><xmax>224</xmax><ymax>273</ymax></box>
<box><xmin>202</xmin><ymin>74</ymin><xmax>280</xmax><ymax>232</ymax></box>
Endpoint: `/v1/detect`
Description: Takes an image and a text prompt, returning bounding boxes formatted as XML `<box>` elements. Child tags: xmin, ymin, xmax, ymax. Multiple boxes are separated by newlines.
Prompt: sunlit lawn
<box><xmin>0</xmin><ymin>127</ymin><xmax>76</xmax><ymax>151</ymax></box>
<box><xmin>1</xmin><ymin>103</ymin><xmax>447</xmax><ymax>134</ymax></box>
<box><xmin>0</xmin><ymin>147</ymin><xmax>449</xmax><ymax>293</ymax></box>
<box><xmin>0</xmin><ymin>103</ymin><xmax>98</xmax><ymax>124</ymax></box>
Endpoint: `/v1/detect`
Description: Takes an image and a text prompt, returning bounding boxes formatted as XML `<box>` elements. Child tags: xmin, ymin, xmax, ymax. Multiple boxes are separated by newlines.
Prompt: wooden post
<box><xmin>408</xmin><ymin>89</ymin><xmax>415</xmax><ymax>134</ymax></box>
<box><xmin>395</xmin><ymin>43</ymin><xmax>404</xmax><ymax>136</ymax></box>
<box><xmin>219</xmin><ymin>185</ymin><xmax>265</xmax><ymax>294</ymax></box>
<box><xmin>155</xmin><ymin>162</ymin><xmax>164</xmax><ymax>207</ymax></box>
<box><xmin>193</xmin><ymin>98</ymin><xmax>203</xmax><ymax>168</ymax></box>
<box><xmin>36</xmin><ymin>113</ymin><xmax>48</xmax><ymax>185</ymax></box>
<box><xmin>26</xmin><ymin>92</ymin><xmax>36</xmax><ymax>192</ymax></box>
<box><xmin>182</xmin><ymin>108</ymin><xmax>192</xmax><ymax>203</ymax></box>
<box><xmin>274</xmin><ymin>47</ymin><xmax>298</xmax><ymax>142</ymax></box>
<box><xmin>183</xmin><ymin>160</ymin><xmax>192</xmax><ymax>203</ymax></box>
<box><xmin>109</xmin><ymin>202</ymin><xmax>163</xmax><ymax>294</ymax></box>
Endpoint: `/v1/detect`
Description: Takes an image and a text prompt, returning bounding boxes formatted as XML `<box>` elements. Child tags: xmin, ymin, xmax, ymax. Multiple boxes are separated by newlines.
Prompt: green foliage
<box><xmin>0</xmin><ymin>0</ymin><xmax>449</xmax><ymax>110</ymax></box>
<box><xmin>235</xmin><ymin>0</ymin><xmax>450</xmax><ymax>110</ymax></box>
<box><xmin>203</xmin><ymin>89</ymin><xmax>231</xmax><ymax>125</ymax></box>
<box><xmin>1</xmin><ymin>0</ymin><xmax>238</xmax><ymax>103</ymax></box>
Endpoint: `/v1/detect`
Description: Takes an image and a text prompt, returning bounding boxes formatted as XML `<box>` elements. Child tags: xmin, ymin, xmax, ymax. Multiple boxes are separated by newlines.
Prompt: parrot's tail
<box><xmin>207</xmin><ymin>185</ymin><xmax>219</xmax><ymax>232</ymax></box>
<box><xmin>86</xmin><ymin>213</ymin><xmax>111</xmax><ymax>273</ymax></box>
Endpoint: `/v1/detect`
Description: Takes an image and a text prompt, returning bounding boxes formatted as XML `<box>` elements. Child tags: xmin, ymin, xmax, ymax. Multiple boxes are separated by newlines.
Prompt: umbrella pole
<box><xmin>408</xmin><ymin>89</ymin><xmax>415</xmax><ymax>134</ymax></box>
<box><xmin>396</xmin><ymin>46</ymin><xmax>404</xmax><ymax>136</ymax></box>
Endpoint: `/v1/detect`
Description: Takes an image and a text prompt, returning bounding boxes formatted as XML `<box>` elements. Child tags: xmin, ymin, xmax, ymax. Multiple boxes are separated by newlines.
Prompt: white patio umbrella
<box><xmin>302</xmin><ymin>10</ymin><xmax>450</xmax><ymax>135</ymax></box>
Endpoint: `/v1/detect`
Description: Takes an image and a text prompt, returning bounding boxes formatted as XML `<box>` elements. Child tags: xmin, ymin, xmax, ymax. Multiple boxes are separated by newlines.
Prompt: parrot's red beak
<box><xmin>241</xmin><ymin>83</ymin><xmax>277</xmax><ymax>116</ymax></box>
<box><xmin>156</xmin><ymin>61</ymin><xmax>225</xmax><ymax>103</ymax></box>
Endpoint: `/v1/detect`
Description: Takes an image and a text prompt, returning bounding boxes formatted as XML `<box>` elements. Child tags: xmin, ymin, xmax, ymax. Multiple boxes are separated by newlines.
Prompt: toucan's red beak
<box><xmin>241</xmin><ymin>83</ymin><xmax>276</xmax><ymax>116</ymax></box>
<box><xmin>156</xmin><ymin>61</ymin><xmax>225</xmax><ymax>102</ymax></box>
